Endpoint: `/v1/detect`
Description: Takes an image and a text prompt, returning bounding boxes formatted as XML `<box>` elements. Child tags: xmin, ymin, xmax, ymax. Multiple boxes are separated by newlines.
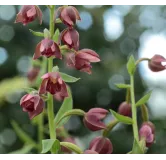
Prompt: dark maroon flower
<box><xmin>61</xmin><ymin>137</ymin><xmax>76</xmax><ymax>153</ymax></box>
<box><xmin>33</xmin><ymin>38</ymin><xmax>61</xmax><ymax>60</ymax></box>
<box><xmin>66</xmin><ymin>49</ymin><xmax>100</xmax><ymax>74</ymax></box>
<box><xmin>20</xmin><ymin>93</ymin><xmax>44</xmax><ymax>119</ymax></box>
<box><xmin>15</xmin><ymin>5</ymin><xmax>42</xmax><ymax>25</ymax></box>
<box><xmin>61</xmin><ymin>28</ymin><xmax>79</xmax><ymax>50</ymax></box>
<box><xmin>89</xmin><ymin>136</ymin><xmax>113</xmax><ymax>154</ymax></box>
<box><xmin>139</xmin><ymin>121</ymin><xmax>155</xmax><ymax>147</ymax></box>
<box><xmin>148</xmin><ymin>54</ymin><xmax>166</xmax><ymax>72</ymax></box>
<box><xmin>27</xmin><ymin>67</ymin><xmax>40</xmax><ymax>82</ymax></box>
<box><xmin>84</xmin><ymin>150</ymin><xmax>98</xmax><ymax>154</ymax></box>
<box><xmin>118</xmin><ymin>101</ymin><xmax>131</xmax><ymax>117</ymax></box>
<box><xmin>58</xmin><ymin>6</ymin><xmax>81</xmax><ymax>27</ymax></box>
<box><xmin>54</xmin><ymin>92</ymin><xmax>66</xmax><ymax>101</ymax></box>
<box><xmin>39</xmin><ymin>72</ymin><xmax>68</xmax><ymax>97</ymax></box>
<box><xmin>83</xmin><ymin>108</ymin><xmax>108</xmax><ymax>131</ymax></box>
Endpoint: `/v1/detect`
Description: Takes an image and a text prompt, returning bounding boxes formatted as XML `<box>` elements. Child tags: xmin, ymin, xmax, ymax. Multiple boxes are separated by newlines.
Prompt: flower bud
<box><xmin>118</xmin><ymin>101</ymin><xmax>131</xmax><ymax>117</ymax></box>
<box><xmin>58</xmin><ymin>6</ymin><xmax>81</xmax><ymax>27</ymax></box>
<box><xmin>61</xmin><ymin>137</ymin><xmax>76</xmax><ymax>153</ymax></box>
<box><xmin>84</xmin><ymin>150</ymin><xmax>98</xmax><ymax>154</ymax></box>
<box><xmin>15</xmin><ymin>5</ymin><xmax>42</xmax><ymax>25</ymax></box>
<box><xmin>33</xmin><ymin>38</ymin><xmax>61</xmax><ymax>60</ymax></box>
<box><xmin>66</xmin><ymin>49</ymin><xmax>100</xmax><ymax>74</ymax></box>
<box><xmin>83</xmin><ymin>108</ymin><xmax>108</xmax><ymax>131</ymax></box>
<box><xmin>139</xmin><ymin>121</ymin><xmax>155</xmax><ymax>147</ymax></box>
<box><xmin>61</xmin><ymin>28</ymin><xmax>79</xmax><ymax>50</ymax></box>
<box><xmin>27</xmin><ymin>67</ymin><xmax>40</xmax><ymax>82</ymax></box>
<box><xmin>89</xmin><ymin>136</ymin><xmax>113</xmax><ymax>154</ymax></box>
<box><xmin>20</xmin><ymin>93</ymin><xmax>44</xmax><ymax>119</ymax></box>
<box><xmin>148</xmin><ymin>54</ymin><xmax>166</xmax><ymax>72</ymax></box>
<box><xmin>39</xmin><ymin>72</ymin><xmax>68</xmax><ymax>97</ymax></box>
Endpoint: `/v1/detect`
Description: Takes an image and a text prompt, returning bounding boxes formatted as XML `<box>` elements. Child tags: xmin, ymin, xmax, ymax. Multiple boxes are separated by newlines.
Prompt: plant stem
<box><xmin>38</xmin><ymin>112</ymin><xmax>44</xmax><ymax>152</ymax></box>
<box><xmin>47</xmin><ymin>5</ymin><xmax>56</xmax><ymax>154</ymax></box>
<box><xmin>135</xmin><ymin>58</ymin><xmax>150</xmax><ymax>66</ymax></box>
<box><xmin>130</xmin><ymin>75</ymin><xmax>139</xmax><ymax>142</ymax></box>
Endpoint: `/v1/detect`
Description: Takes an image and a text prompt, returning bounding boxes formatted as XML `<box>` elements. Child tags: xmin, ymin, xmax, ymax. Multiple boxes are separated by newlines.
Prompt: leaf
<box><xmin>132</xmin><ymin>139</ymin><xmax>144</xmax><ymax>154</ymax></box>
<box><xmin>60</xmin><ymin>142</ymin><xmax>83</xmax><ymax>154</ymax></box>
<box><xmin>29</xmin><ymin>29</ymin><xmax>44</xmax><ymax>37</ymax></box>
<box><xmin>127</xmin><ymin>55</ymin><xmax>136</xmax><ymax>75</ymax></box>
<box><xmin>59</xmin><ymin>72</ymin><xmax>80</xmax><ymax>83</ymax></box>
<box><xmin>9</xmin><ymin>145</ymin><xmax>34</xmax><ymax>154</ymax></box>
<box><xmin>41</xmin><ymin>139</ymin><xmax>60</xmax><ymax>154</ymax></box>
<box><xmin>54</xmin><ymin>86</ymin><xmax>73</xmax><ymax>128</ymax></box>
<box><xmin>136</xmin><ymin>91</ymin><xmax>152</xmax><ymax>107</ymax></box>
<box><xmin>52</xmin><ymin>66</ymin><xmax>59</xmax><ymax>72</ymax></box>
<box><xmin>53</xmin><ymin>29</ymin><xmax>60</xmax><ymax>43</ymax></box>
<box><xmin>22</xmin><ymin>87</ymin><xmax>37</xmax><ymax>94</ymax></box>
<box><xmin>55</xmin><ymin>18</ymin><xmax>62</xmax><ymax>24</ymax></box>
<box><xmin>44</xmin><ymin>28</ymin><xmax>51</xmax><ymax>38</ymax></box>
<box><xmin>115</xmin><ymin>83</ymin><xmax>130</xmax><ymax>89</ymax></box>
<box><xmin>109</xmin><ymin>109</ymin><xmax>133</xmax><ymax>124</ymax></box>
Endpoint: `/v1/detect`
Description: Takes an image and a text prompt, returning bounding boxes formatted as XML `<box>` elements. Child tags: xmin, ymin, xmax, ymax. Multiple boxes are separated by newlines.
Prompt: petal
<box><xmin>20</xmin><ymin>94</ymin><xmax>29</xmax><ymax>106</ymax></box>
<box><xmin>77</xmin><ymin>49</ymin><xmax>100</xmax><ymax>62</ymax></box>
<box><xmin>33</xmin><ymin>95</ymin><xmax>41</xmax><ymax>110</ymax></box>
<box><xmin>39</xmin><ymin>79</ymin><xmax>48</xmax><ymax>94</ymax></box>
<box><xmin>88</xmin><ymin>108</ymin><xmax>108</xmax><ymax>119</ymax></box>
<box><xmin>41</xmin><ymin>73</ymin><xmax>50</xmax><ymax>79</ymax></box>
<box><xmin>26</xmin><ymin>6</ymin><xmax>36</xmax><ymax>18</ymax></box>
<box><xmin>66</xmin><ymin>53</ymin><xmax>76</xmax><ymax>67</ymax></box>
<box><xmin>53</xmin><ymin>42</ymin><xmax>62</xmax><ymax>59</ymax></box>
<box><xmin>20</xmin><ymin>94</ymin><xmax>34</xmax><ymax>106</ymax></box>
<box><xmin>15</xmin><ymin>13</ymin><xmax>24</xmax><ymax>23</ymax></box>
<box><xmin>35</xmin><ymin>5</ymin><xmax>43</xmax><ymax>24</ymax></box>
<box><xmin>71</xmin><ymin>6</ymin><xmax>81</xmax><ymax>20</ymax></box>
<box><xmin>33</xmin><ymin>42</ymin><xmax>42</xmax><ymax>60</ymax></box>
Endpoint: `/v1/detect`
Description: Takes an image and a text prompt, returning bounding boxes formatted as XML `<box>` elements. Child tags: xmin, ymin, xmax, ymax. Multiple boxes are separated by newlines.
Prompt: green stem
<box><xmin>126</xmin><ymin>88</ymin><xmax>131</xmax><ymax>104</ymax></box>
<box><xmin>135</xmin><ymin>58</ymin><xmax>150</xmax><ymax>67</ymax></box>
<box><xmin>38</xmin><ymin>112</ymin><xmax>44</xmax><ymax>152</ymax></box>
<box><xmin>130</xmin><ymin>75</ymin><xmax>139</xmax><ymax>142</ymax></box>
<box><xmin>47</xmin><ymin>5</ymin><xmax>56</xmax><ymax>154</ymax></box>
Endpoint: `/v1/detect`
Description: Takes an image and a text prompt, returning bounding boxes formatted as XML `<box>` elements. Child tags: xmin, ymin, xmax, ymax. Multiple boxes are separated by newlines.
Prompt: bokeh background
<box><xmin>0</xmin><ymin>5</ymin><xmax>166</xmax><ymax>154</ymax></box>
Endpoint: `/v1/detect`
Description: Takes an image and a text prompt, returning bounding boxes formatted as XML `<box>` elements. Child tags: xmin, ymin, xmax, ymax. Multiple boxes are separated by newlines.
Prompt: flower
<box><xmin>27</xmin><ymin>67</ymin><xmax>40</xmax><ymax>82</ymax></box>
<box><xmin>89</xmin><ymin>136</ymin><xmax>113</xmax><ymax>154</ymax></box>
<box><xmin>15</xmin><ymin>5</ymin><xmax>42</xmax><ymax>25</ymax></box>
<box><xmin>66</xmin><ymin>49</ymin><xmax>100</xmax><ymax>74</ymax></box>
<box><xmin>61</xmin><ymin>137</ymin><xmax>76</xmax><ymax>153</ymax></box>
<box><xmin>58</xmin><ymin>6</ymin><xmax>81</xmax><ymax>27</ymax></box>
<box><xmin>139</xmin><ymin>121</ymin><xmax>155</xmax><ymax>147</ymax></box>
<box><xmin>84</xmin><ymin>150</ymin><xmax>98</xmax><ymax>154</ymax></box>
<box><xmin>61</xmin><ymin>28</ymin><xmax>79</xmax><ymax>50</ymax></box>
<box><xmin>118</xmin><ymin>101</ymin><xmax>131</xmax><ymax>117</ymax></box>
<box><xmin>39</xmin><ymin>72</ymin><xmax>68</xmax><ymax>97</ymax></box>
<box><xmin>33</xmin><ymin>38</ymin><xmax>61</xmax><ymax>59</ymax></box>
<box><xmin>20</xmin><ymin>93</ymin><xmax>44</xmax><ymax>119</ymax></box>
<box><xmin>148</xmin><ymin>54</ymin><xmax>166</xmax><ymax>72</ymax></box>
<box><xmin>83</xmin><ymin>108</ymin><xmax>108</xmax><ymax>131</ymax></box>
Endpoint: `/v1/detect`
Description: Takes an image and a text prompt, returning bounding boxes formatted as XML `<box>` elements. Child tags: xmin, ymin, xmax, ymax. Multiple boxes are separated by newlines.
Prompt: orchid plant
<box><xmin>11</xmin><ymin>5</ymin><xmax>165</xmax><ymax>154</ymax></box>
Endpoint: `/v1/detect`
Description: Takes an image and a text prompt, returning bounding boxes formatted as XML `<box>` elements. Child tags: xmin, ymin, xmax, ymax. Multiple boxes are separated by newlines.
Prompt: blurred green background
<box><xmin>0</xmin><ymin>5</ymin><xmax>166</xmax><ymax>154</ymax></box>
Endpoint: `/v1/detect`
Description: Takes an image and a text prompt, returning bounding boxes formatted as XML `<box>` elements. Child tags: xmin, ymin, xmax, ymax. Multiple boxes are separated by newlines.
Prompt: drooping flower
<box><xmin>148</xmin><ymin>54</ymin><xmax>166</xmax><ymax>72</ymax></box>
<box><xmin>66</xmin><ymin>49</ymin><xmax>100</xmax><ymax>74</ymax></box>
<box><xmin>61</xmin><ymin>28</ymin><xmax>79</xmax><ymax>51</ymax></box>
<box><xmin>20</xmin><ymin>93</ymin><xmax>44</xmax><ymax>119</ymax></box>
<box><xmin>33</xmin><ymin>38</ymin><xmax>61</xmax><ymax>60</ymax></box>
<box><xmin>118</xmin><ymin>101</ymin><xmax>131</xmax><ymax>117</ymax></box>
<box><xmin>89</xmin><ymin>136</ymin><xmax>113</xmax><ymax>154</ymax></box>
<box><xmin>27</xmin><ymin>67</ymin><xmax>40</xmax><ymax>83</ymax></box>
<box><xmin>139</xmin><ymin>121</ymin><xmax>155</xmax><ymax>147</ymax></box>
<box><xmin>83</xmin><ymin>108</ymin><xmax>108</xmax><ymax>131</ymax></box>
<box><xmin>58</xmin><ymin>6</ymin><xmax>81</xmax><ymax>27</ymax></box>
<box><xmin>15</xmin><ymin>5</ymin><xmax>42</xmax><ymax>25</ymax></box>
<box><xmin>39</xmin><ymin>72</ymin><xmax>68</xmax><ymax>97</ymax></box>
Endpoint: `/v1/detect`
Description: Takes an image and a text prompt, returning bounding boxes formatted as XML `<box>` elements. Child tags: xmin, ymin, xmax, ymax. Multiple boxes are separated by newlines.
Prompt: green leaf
<box><xmin>55</xmin><ymin>18</ymin><xmax>62</xmax><ymax>24</ymax></box>
<box><xmin>59</xmin><ymin>72</ymin><xmax>80</xmax><ymax>83</ymax></box>
<box><xmin>115</xmin><ymin>83</ymin><xmax>130</xmax><ymax>89</ymax></box>
<box><xmin>109</xmin><ymin>109</ymin><xmax>133</xmax><ymax>124</ymax></box>
<box><xmin>44</xmin><ymin>28</ymin><xmax>51</xmax><ymax>38</ymax></box>
<box><xmin>41</xmin><ymin>139</ymin><xmax>60</xmax><ymax>154</ymax></box>
<box><xmin>127</xmin><ymin>55</ymin><xmax>136</xmax><ymax>75</ymax></box>
<box><xmin>136</xmin><ymin>91</ymin><xmax>152</xmax><ymax>107</ymax></box>
<box><xmin>53</xmin><ymin>29</ymin><xmax>60</xmax><ymax>43</ymax></box>
<box><xmin>54</xmin><ymin>86</ymin><xmax>73</xmax><ymax>128</ymax></box>
<box><xmin>22</xmin><ymin>87</ymin><xmax>37</xmax><ymax>94</ymax></box>
<box><xmin>56</xmin><ymin>109</ymin><xmax>85</xmax><ymax>126</ymax></box>
<box><xmin>52</xmin><ymin>66</ymin><xmax>59</xmax><ymax>72</ymax></box>
<box><xmin>11</xmin><ymin>120</ymin><xmax>37</xmax><ymax>146</ymax></box>
<box><xmin>60</xmin><ymin>142</ymin><xmax>83</xmax><ymax>154</ymax></box>
<box><xmin>9</xmin><ymin>145</ymin><xmax>34</xmax><ymax>154</ymax></box>
<box><xmin>29</xmin><ymin>29</ymin><xmax>44</xmax><ymax>37</ymax></box>
<box><xmin>132</xmin><ymin>139</ymin><xmax>144</xmax><ymax>154</ymax></box>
